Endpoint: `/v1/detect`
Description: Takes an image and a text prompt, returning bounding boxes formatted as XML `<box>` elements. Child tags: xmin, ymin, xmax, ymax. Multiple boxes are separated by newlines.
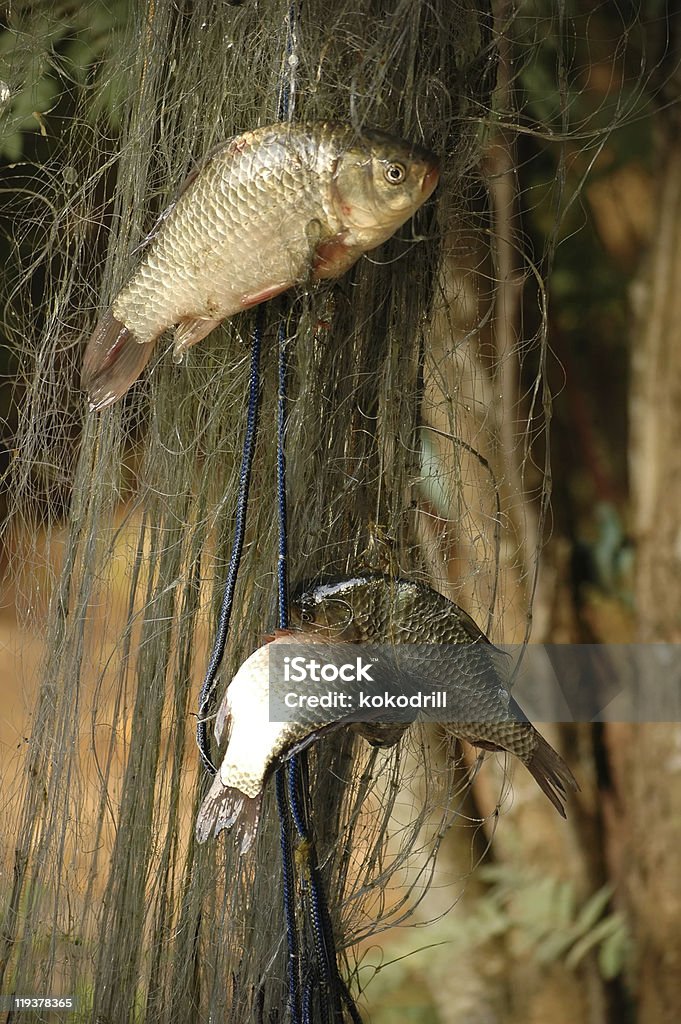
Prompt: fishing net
<box><xmin>0</xmin><ymin>0</ymin><xmax>656</xmax><ymax>1021</ymax></box>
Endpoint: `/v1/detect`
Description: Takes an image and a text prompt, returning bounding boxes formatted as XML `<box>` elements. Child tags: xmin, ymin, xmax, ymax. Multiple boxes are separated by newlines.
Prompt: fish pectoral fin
<box><xmin>236</xmin><ymin>222</ymin><xmax>323</xmax><ymax>308</ymax></box>
<box><xmin>281</xmin><ymin>706</ymin><xmax>412</xmax><ymax>763</ymax></box>
<box><xmin>82</xmin><ymin>309</ymin><xmax>155</xmax><ymax>411</ymax></box>
<box><xmin>195</xmin><ymin>775</ymin><xmax>262</xmax><ymax>853</ymax></box>
<box><xmin>279</xmin><ymin>712</ymin><xmax>367</xmax><ymax>763</ymax></box>
<box><xmin>468</xmin><ymin>738</ymin><xmax>503</xmax><ymax>753</ymax></box>
<box><xmin>312</xmin><ymin>232</ymin><xmax>362</xmax><ymax>280</ymax></box>
<box><xmin>282</xmin><ymin>722</ymin><xmax>340</xmax><ymax>761</ymax></box>
<box><xmin>239</xmin><ymin>281</ymin><xmax>292</xmax><ymax>311</ymax></box>
<box><xmin>173</xmin><ymin>316</ymin><xmax>223</xmax><ymax>363</ymax></box>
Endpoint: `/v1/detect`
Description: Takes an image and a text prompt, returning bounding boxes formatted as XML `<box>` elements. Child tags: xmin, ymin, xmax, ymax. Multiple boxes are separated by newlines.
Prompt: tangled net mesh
<box><xmin>0</xmin><ymin>0</ymin><xmax>657</xmax><ymax>1020</ymax></box>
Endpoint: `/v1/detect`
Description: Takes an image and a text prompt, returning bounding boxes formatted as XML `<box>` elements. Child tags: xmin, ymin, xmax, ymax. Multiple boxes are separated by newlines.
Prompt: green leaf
<box><xmin>10</xmin><ymin>75</ymin><xmax>60</xmax><ymax>128</ymax></box>
<box><xmin>565</xmin><ymin>914</ymin><xmax>625</xmax><ymax>970</ymax></box>
<box><xmin>572</xmin><ymin>885</ymin><xmax>614</xmax><ymax>939</ymax></box>
<box><xmin>598</xmin><ymin>920</ymin><xmax>630</xmax><ymax>980</ymax></box>
<box><xmin>63</xmin><ymin>37</ymin><xmax>97</xmax><ymax>82</ymax></box>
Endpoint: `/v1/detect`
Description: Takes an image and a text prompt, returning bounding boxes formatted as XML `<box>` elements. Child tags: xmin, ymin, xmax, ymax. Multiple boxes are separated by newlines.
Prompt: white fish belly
<box><xmin>216</xmin><ymin>635</ymin><xmax>330</xmax><ymax>798</ymax></box>
<box><xmin>219</xmin><ymin>720</ymin><xmax>298</xmax><ymax>798</ymax></box>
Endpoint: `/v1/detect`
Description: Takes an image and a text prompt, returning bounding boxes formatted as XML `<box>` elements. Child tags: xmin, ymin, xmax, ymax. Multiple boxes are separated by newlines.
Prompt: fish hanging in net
<box><xmin>82</xmin><ymin>123</ymin><xmax>439</xmax><ymax>410</ymax></box>
<box><xmin>196</xmin><ymin>574</ymin><xmax>577</xmax><ymax>852</ymax></box>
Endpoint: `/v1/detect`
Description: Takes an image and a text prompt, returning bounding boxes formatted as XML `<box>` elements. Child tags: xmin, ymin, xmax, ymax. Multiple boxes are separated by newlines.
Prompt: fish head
<box><xmin>292</xmin><ymin>588</ymin><xmax>357</xmax><ymax>637</ymax></box>
<box><xmin>330</xmin><ymin>129</ymin><xmax>440</xmax><ymax>249</ymax></box>
<box><xmin>291</xmin><ymin>574</ymin><xmax>388</xmax><ymax>640</ymax></box>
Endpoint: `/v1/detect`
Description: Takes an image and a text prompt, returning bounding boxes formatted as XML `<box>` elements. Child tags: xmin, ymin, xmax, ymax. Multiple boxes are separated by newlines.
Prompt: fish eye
<box><xmin>384</xmin><ymin>161</ymin><xmax>407</xmax><ymax>185</ymax></box>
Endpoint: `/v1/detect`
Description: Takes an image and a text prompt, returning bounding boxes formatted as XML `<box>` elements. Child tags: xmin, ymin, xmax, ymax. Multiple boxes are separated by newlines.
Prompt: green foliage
<box><xmin>358</xmin><ymin>942</ymin><xmax>449</xmax><ymax>1024</ymax></box>
<box><xmin>366</xmin><ymin>980</ymin><xmax>442</xmax><ymax>1024</ymax></box>
<box><xmin>0</xmin><ymin>0</ymin><xmax>131</xmax><ymax>159</ymax></box>
<box><xmin>360</xmin><ymin>865</ymin><xmax>630</xmax><ymax>1021</ymax></box>
<box><xmin>477</xmin><ymin>863</ymin><xmax>632</xmax><ymax>979</ymax></box>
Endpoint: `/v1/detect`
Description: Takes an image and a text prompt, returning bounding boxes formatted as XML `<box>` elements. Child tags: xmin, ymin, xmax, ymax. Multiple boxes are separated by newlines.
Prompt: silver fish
<box><xmin>82</xmin><ymin>122</ymin><xmax>440</xmax><ymax>410</ymax></box>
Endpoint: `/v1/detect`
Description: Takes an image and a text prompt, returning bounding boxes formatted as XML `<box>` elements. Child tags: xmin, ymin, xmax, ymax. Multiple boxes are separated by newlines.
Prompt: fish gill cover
<box><xmin>0</xmin><ymin>1</ymin><xmax>663</xmax><ymax>1022</ymax></box>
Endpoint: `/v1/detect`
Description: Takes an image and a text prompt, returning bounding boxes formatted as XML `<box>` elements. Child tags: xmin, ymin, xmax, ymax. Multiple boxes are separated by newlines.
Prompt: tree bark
<box><xmin>615</xmin><ymin>139</ymin><xmax>681</xmax><ymax>1024</ymax></box>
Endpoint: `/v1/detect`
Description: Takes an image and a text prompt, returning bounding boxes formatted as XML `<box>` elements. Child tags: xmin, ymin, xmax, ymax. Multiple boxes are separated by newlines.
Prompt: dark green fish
<box><xmin>294</xmin><ymin>573</ymin><xmax>578</xmax><ymax>817</ymax></box>
<box><xmin>195</xmin><ymin>573</ymin><xmax>578</xmax><ymax>851</ymax></box>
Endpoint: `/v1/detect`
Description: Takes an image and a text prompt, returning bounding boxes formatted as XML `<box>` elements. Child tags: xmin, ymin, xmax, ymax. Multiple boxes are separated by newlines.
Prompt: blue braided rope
<box><xmin>276</xmin><ymin>318</ymin><xmax>289</xmax><ymax>630</ymax></box>
<box><xmin>276</xmin><ymin>769</ymin><xmax>302</xmax><ymax>1024</ymax></box>
<box><xmin>273</xmin><ymin>5</ymin><xmax>308</xmax><ymax>1023</ymax></box>
<box><xmin>287</xmin><ymin>760</ymin><xmax>345</xmax><ymax>1023</ymax></box>
<box><xmin>302</xmin><ymin>976</ymin><xmax>315</xmax><ymax>1024</ymax></box>
<box><xmin>196</xmin><ymin>307</ymin><xmax>264</xmax><ymax>774</ymax></box>
<box><xmin>286</xmin><ymin>754</ymin><xmax>307</xmax><ymax>838</ymax></box>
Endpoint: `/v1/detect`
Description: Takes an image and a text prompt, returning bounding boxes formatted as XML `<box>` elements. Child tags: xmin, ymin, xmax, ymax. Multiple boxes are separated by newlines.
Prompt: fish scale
<box><xmin>195</xmin><ymin>573</ymin><xmax>579</xmax><ymax>851</ymax></box>
<box><xmin>114</xmin><ymin>143</ymin><xmax>314</xmax><ymax>337</ymax></box>
<box><xmin>294</xmin><ymin>573</ymin><xmax>578</xmax><ymax>813</ymax></box>
<box><xmin>82</xmin><ymin>122</ymin><xmax>439</xmax><ymax>410</ymax></box>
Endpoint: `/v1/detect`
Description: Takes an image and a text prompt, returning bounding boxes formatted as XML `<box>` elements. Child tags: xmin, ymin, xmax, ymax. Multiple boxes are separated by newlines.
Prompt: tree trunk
<box><xmin>616</xmin><ymin>138</ymin><xmax>681</xmax><ymax>1024</ymax></box>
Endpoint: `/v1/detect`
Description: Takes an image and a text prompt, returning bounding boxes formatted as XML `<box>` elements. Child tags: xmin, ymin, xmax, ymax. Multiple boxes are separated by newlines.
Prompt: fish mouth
<box><xmin>421</xmin><ymin>162</ymin><xmax>440</xmax><ymax>198</ymax></box>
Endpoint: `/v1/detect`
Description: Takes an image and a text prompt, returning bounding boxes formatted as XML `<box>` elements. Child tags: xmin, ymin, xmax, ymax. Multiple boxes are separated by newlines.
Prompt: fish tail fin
<box><xmin>82</xmin><ymin>309</ymin><xmax>155</xmax><ymax>411</ymax></box>
<box><xmin>525</xmin><ymin>732</ymin><xmax>579</xmax><ymax>818</ymax></box>
<box><xmin>195</xmin><ymin>775</ymin><xmax>261</xmax><ymax>853</ymax></box>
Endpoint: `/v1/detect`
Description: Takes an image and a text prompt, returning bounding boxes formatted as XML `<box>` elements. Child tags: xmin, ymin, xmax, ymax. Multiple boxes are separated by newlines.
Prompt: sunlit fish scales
<box><xmin>82</xmin><ymin>122</ymin><xmax>440</xmax><ymax>410</ymax></box>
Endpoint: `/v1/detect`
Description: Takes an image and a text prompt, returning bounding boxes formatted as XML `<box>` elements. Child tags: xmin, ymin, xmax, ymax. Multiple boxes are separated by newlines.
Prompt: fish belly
<box><xmin>220</xmin><ymin>719</ymin><xmax>304</xmax><ymax>798</ymax></box>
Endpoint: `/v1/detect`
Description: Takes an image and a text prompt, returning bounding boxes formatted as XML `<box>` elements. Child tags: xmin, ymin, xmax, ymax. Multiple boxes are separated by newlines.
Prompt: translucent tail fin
<box><xmin>195</xmin><ymin>775</ymin><xmax>262</xmax><ymax>854</ymax></box>
<box><xmin>81</xmin><ymin>309</ymin><xmax>156</xmax><ymax>410</ymax></box>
